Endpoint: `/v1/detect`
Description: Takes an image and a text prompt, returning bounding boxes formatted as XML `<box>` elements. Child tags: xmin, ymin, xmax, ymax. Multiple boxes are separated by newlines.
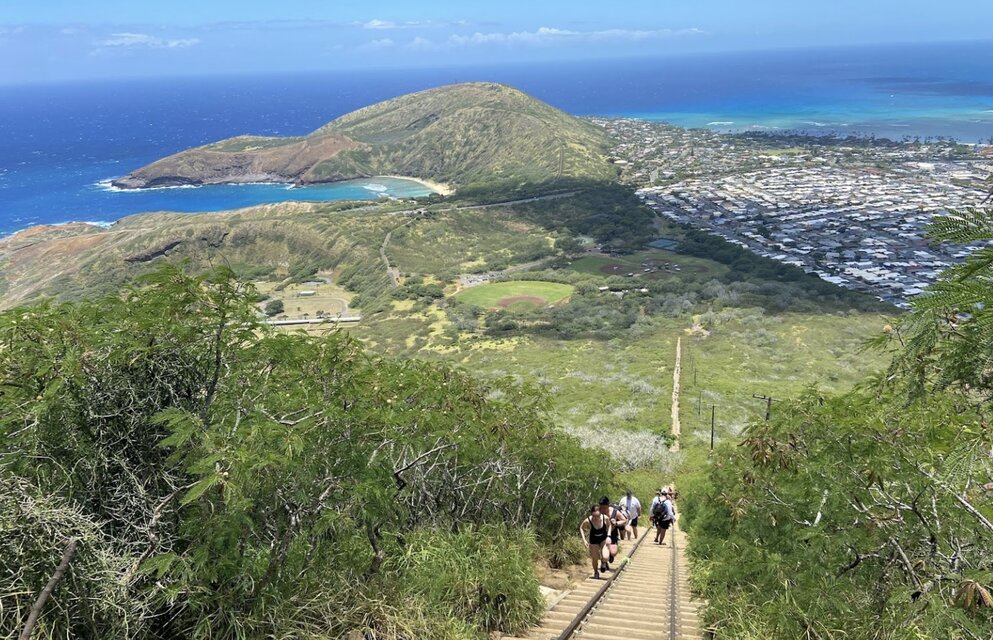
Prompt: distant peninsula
<box><xmin>112</xmin><ymin>82</ymin><xmax>616</xmax><ymax>191</ymax></box>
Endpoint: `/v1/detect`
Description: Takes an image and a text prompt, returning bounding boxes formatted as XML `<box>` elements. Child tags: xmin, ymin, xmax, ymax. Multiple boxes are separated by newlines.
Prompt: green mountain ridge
<box><xmin>112</xmin><ymin>82</ymin><xmax>616</xmax><ymax>190</ymax></box>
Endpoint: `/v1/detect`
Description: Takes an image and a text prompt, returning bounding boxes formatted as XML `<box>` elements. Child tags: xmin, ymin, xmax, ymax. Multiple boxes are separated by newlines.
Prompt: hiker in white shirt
<box><xmin>618</xmin><ymin>490</ymin><xmax>642</xmax><ymax>540</ymax></box>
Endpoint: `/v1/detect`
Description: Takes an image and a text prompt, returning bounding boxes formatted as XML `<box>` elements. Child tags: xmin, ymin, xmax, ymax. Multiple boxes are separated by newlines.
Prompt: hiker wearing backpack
<box><xmin>618</xmin><ymin>489</ymin><xmax>642</xmax><ymax>540</ymax></box>
<box><xmin>651</xmin><ymin>490</ymin><xmax>675</xmax><ymax>545</ymax></box>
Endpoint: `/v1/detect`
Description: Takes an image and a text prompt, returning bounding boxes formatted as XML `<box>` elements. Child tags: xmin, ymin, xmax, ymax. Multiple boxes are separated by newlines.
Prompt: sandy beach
<box><xmin>381</xmin><ymin>175</ymin><xmax>455</xmax><ymax>196</ymax></box>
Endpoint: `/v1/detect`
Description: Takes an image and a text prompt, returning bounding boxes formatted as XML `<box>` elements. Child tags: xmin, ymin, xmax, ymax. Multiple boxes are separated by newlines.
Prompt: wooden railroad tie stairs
<box><xmin>508</xmin><ymin>523</ymin><xmax>704</xmax><ymax>640</ymax></box>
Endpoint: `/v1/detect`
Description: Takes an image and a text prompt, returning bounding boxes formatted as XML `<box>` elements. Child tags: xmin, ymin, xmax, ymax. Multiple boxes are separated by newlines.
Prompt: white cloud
<box><xmin>360</xmin><ymin>18</ymin><xmax>472</xmax><ymax>30</ymax></box>
<box><xmin>359</xmin><ymin>37</ymin><xmax>396</xmax><ymax>51</ymax></box>
<box><xmin>361</xmin><ymin>19</ymin><xmax>425</xmax><ymax>30</ymax></box>
<box><xmin>98</xmin><ymin>32</ymin><xmax>199</xmax><ymax>49</ymax></box>
<box><xmin>445</xmin><ymin>26</ymin><xmax>704</xmax><ymax>48</ymax></box>
<box><xmin>409</xmin><ymin>36</ymin><xmax>439</xmax><ymax>51</ymax></box>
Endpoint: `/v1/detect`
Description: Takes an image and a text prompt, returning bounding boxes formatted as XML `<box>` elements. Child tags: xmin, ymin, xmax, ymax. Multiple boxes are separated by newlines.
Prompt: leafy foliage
<box><xmin>882</xmin><ymin>207</ymin><xmax>993</xmax><ymax>398</ymax></box>
<box><xmin>683</xmin><ymin>208</ymin><xmax>993</xmax><ymax>639</ymax></box>
<box><xmin>0</xmin><ymin>265</ymin><xmax>609</xmax><ymax>639</ymax></box>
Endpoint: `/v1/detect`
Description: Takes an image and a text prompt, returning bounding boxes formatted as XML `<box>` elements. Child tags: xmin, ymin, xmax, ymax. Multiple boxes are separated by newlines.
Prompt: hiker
<box><xmin>651</xmin><ymin>489</ymin><xmax>675</xmax><ymax>545</ymax></box>
<box><xmin>649</xmin><ymin>490</ymin><xmax>663</xmax><ymax>523</ymax></box>
<box><xmin>607</xmin><ymin>502</ymin><xmax>628</xmax><ymax>564</ymax></box>
<box><xmin>580</xmin><ymin>500</ymin><xmax>612</xmax><ymax>580</ymax></box>
<box><xmin>618</xmin><ymin>489</ymin><xmax>642</xmax><ymax>540</ymax></box>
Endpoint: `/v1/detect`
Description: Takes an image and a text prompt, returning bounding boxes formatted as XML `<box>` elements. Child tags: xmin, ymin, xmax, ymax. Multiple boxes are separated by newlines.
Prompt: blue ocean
<box><xmin>1</xmin><ymin>40</ymin><xmax>992</xmax><ymax>237</ymax></box>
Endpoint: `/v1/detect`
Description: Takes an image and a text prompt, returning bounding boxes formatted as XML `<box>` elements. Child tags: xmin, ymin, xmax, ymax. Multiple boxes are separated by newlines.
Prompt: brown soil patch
<box><xmin>501</xmin><ymin>219</ymin><xmax>533</xmax><ymax>233</ymax></box>
<box><xmin>496</xmin><ymin>295</ymin><xmax>545</xmax><ymax>308</ymax></box>
<box><xmin>535</xmin><ymin>558</ymin><xmax>588</xmax><ymax>591</ymax></box>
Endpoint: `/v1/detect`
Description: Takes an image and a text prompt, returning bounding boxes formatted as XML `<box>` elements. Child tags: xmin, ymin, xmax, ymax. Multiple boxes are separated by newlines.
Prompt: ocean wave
<box><xmin>44</xmin><ymin>219</ymin><xmax>116</xmax><ymax>229</ymax></box>
<box><xmin>363</xmin><ymin>183</ymin><xmax>389</xmax><ymax>193</ymax></box>
<box><xmin>706</xmin><ymin>121</ymin><xmax>734</xmax><ymax>126</ymax></box>
<box><xmin>95</xmin><ymin>178</ymin><xmax>299</xmax><ymax>192</ymax></box>
<box><xmin>94</xmin><ymin>178</ymin><xmax>205</xmax><ymax>192</ymax></box>
<box><xmin>94</xmin><ymin>178</ymin><xmax>125</xmax><ymax>192</ymax></box>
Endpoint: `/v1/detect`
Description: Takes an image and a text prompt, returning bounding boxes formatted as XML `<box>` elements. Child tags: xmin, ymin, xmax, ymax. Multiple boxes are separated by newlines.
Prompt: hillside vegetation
<box><xmin>0</xmin><ymin>266</ymin><xmax>608</xmax><ymax>639</ymax></box>
<box><xmin>113</xmin><ymin>83</ymin><xmax>615</xmax><ymax>190</ymax></box>
<box><xmin>679</xmin><ymin>209</ymin><xmax>993</xmax><ymax>639</ymax></box>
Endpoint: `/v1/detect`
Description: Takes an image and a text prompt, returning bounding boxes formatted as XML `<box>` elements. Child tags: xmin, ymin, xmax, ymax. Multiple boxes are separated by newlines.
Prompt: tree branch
<box><xmin>19</xmin><ymin>538</ymin><xmax>80</xmax><ymax>640</ymax></box>
<box><xmin>363</xmin><ymin>522</ymin><xmax>385</xmax><ymax>579</ymax></box>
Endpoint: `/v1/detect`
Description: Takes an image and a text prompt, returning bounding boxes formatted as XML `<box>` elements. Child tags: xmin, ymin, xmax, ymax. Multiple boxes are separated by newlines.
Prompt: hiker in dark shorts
<box><xmin>651</xmin><ymin>490</ymin><xmax>675</xmax><ymax>545</ymax></box>
<box><xmin>580</xmin><ymin>501</ymin><xmax>612</xmax><ymax>580</ymax></box>
<box><xmin>618</xmin><ymin>489</ymin><xmax>642</xmax><ymax>540</ymax></box>
<box><xmin>606</xmin><ymin>503</ymin><xmax>628</xmax><ymax>567</ymax></box>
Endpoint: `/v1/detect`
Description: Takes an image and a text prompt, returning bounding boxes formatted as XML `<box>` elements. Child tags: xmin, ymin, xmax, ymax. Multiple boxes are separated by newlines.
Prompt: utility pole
<box><xmin>710</xmin><ymin>405</ymin><xmax>716</xmax><ymax>451</ymax></box>
<box><xmin>697</xmin><ymin>390</ymin><xmax>702</xmax><ymax>417</ymax></box>
<box><xmin>753</xmin><ymin>394</ymin><xmax>773</xmax><ymax>421</ymax></box>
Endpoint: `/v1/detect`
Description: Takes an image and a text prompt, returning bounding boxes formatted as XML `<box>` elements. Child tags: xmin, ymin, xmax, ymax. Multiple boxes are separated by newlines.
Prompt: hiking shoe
<box><xmin>593</xmin><ymin>571</ymin><xmax>601</xmax><ymax>580</ymax></box>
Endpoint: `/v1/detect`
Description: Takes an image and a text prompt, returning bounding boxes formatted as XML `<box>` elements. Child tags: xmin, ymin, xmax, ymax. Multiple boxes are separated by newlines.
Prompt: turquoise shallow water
<box><xmin>622</xmin><ymin>105</ymin><xmax>993</xmax><ymax>142</ymax></box>
<box><xmin>0</xmin><ymin>174</ymin><xmax>433</xmax><ymax>237</ymax></box>
<box><xmin>91</xmin><ymin>176</ymin><xmax>434</xmax><ymax>216</ymax></box>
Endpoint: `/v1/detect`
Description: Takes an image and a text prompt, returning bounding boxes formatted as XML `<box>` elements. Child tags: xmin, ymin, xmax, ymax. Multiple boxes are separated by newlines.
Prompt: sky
<box><xmin>2</xmin><ymin>0</ymin><xmax>992</xmax><ymax>85</ymax></box>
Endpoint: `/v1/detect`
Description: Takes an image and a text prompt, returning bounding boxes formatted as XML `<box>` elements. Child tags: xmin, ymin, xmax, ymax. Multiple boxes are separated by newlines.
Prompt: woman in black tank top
<box><xmin>588</xmin><ymin>514</ymin><xmax>609</xmax><ymax>545</ymax></box>
<box><xmin>580</xmin><ymin>499</ymin><xmax>613</xmax><ymax>579</ymax></box>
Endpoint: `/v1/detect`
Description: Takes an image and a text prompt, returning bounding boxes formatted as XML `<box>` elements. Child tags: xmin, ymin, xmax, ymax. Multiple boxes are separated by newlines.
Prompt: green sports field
<box><xmin>454</xmin><ymin>280</ymin><xmax>574</xmax><ymax>311</ymax></box>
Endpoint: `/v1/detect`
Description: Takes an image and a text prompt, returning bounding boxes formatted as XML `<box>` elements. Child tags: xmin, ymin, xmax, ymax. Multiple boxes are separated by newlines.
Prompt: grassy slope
<box><xmin>408</xmin><ymin>312</ymin><xmax>885</xmax><ymax>441</ymax></box>
<box><xmin>1</xmin><ymin>190</ymin><xmax>890</xmax><ymax>433</ymax></box>
<box><xmin>0</xmin><ymin>202</ymin><xmax>396</xmax><ymax>309</ymax></box>
<box><xmin>117</xmin><ymin>83</ymin><xmax>615</xmax><ymax>189</ymax></box>
<box><xmin>316</xmin><ymin>83</ymin><xmax>615</xmax><ymax>186</ymax></box>
<box><xmin>0</xmin><ymin>191</ymin><xmax>580</xmax><ymax>310</ymax></box>
<box><xmin>387</xmin><ymin>209</ymin><xmax>555</xmax><ymax>276</ymax></box>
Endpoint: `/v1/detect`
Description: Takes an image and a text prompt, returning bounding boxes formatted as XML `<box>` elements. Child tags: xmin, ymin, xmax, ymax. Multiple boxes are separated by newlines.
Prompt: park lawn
<box><xmin>454</xmin><ymin>281</ymin><xmax>575</xmax><ymax>310</ymax></box>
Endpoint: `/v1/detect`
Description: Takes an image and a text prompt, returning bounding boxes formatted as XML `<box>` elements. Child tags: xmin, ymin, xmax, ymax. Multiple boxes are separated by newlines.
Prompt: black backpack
<box><xmin>653</xmin><ymin>499</ymin><xmax>672</xmax><ymax>522</ymax></box>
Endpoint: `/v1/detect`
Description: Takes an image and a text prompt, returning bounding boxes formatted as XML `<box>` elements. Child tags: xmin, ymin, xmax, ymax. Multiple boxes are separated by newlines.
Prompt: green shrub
<box><xmin>390</xmin><ymin>526</ymin><xmax>545</xmax><ymax>635</ymax></box>
<box><xmin>264</xmin><ymin>298</ymin><xmax>284</xmax><ymax>316</ymax></box>
<box><xmin>545</xmin><ymin>535</ymin><xmax>587</xmax><ymax>570</ymax></box>
<box><xmin>0</xmin><ymin>265</ymin><xmax>609</xmax><ymax>638</ymax></box>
